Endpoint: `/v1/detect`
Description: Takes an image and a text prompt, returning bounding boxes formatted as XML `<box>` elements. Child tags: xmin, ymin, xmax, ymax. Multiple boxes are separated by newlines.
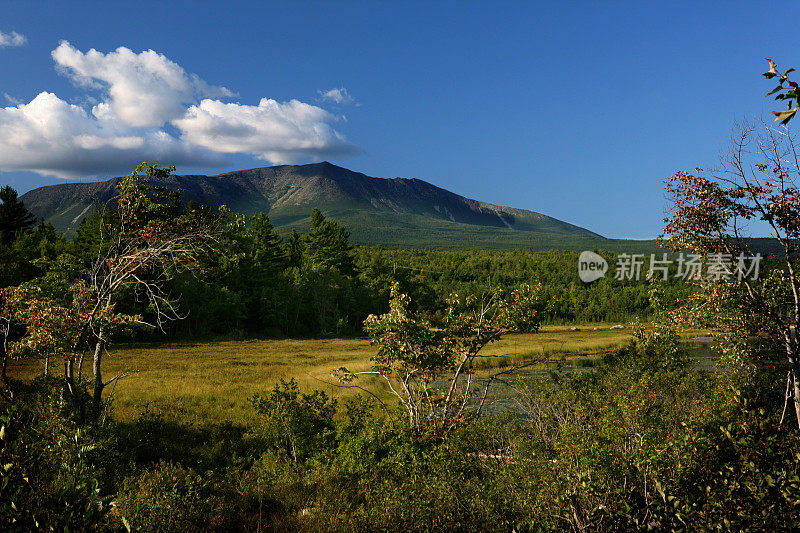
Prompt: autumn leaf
<box><xmin>764</xmin><ymin>58</ymin><xmax>779</xmax><ymax>79</ymax></box>
<box><xmin>772</xmin><ymin>108</ymin><xmax>798</xmax><ymax>125</ymax></box>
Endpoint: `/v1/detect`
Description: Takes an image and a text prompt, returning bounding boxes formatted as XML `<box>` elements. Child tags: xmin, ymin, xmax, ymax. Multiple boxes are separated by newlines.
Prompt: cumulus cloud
<box><xmin>52</xmin><ymin>41</ymin><xmax>233</xmax><ymax>128</ymax></box>
<box><xmin>174</xmin><ymin>98</ymin><xmax>359</xmax><ymax>164</ymax></box>
<box><xmin>0</xmin><ymin>92</ymin><xmax>224</xmax><ymax>179</ymax></box>
<box><xmin>318</xmin><ymin>87</ymin><xmax>355</xmax><ymax>105</ymax></box>
<box><xmin>0</xmin><ymin>42</ymin><xmax>359</xmax><ymax>179</ymax></box>
<box><xmin>0</xmin><ymin>30</ymin><xmax>26</xmax><ymax>47</ymax></box>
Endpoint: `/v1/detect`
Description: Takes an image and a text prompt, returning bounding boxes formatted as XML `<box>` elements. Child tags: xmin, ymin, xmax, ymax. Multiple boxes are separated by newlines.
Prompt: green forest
<box><xmin>0</xmin><ymin>187</ymin><xmax>686</xmax><ymax>341</ymax></box>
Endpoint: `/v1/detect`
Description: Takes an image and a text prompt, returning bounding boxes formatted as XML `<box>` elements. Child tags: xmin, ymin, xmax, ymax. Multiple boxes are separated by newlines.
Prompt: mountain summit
<box><xmin>19</xmin><ymin>162</ymin><xmax>637</xmax><ymax>250</ymax></box>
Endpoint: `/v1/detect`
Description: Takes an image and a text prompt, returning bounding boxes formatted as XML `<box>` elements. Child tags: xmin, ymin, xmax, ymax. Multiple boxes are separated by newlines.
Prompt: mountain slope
<box><xmin>18</xmin><ymin>162</ymin><xmax>652</xmax><ymax>251</ymax></box>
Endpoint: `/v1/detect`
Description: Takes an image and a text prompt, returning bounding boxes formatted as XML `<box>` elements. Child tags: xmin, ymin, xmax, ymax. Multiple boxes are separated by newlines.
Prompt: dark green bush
<box><xmin>644</xmin><ymin>394</ymin><xmax>800</xmax><ymax>531</ymax></box>
<box><xmin>114</xmin><ymin>462</ymin><xmax>238</xmax><ymax>532</ymax></box>
<box><xmin>0</xmin><ymin>377</ymin><xmax>115</xmax><ymax>532</ymax></box>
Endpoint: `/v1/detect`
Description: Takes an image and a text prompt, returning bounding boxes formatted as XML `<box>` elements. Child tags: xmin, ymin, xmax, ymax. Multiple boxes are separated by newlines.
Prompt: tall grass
<box><xmin>8</xmin><ymin>326</ymin><xmax>635</xmax><ymax>423</ymax></box>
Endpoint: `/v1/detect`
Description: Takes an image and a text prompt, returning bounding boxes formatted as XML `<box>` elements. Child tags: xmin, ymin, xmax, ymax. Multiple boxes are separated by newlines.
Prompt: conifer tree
<box><xmin>0</xmin><ymin>186</ymin><xmax>36</xmax><ymax>244</ymax></box>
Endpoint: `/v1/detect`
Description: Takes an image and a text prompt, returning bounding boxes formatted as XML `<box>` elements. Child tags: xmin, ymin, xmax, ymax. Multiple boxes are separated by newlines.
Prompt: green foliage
<box><xmin>167</xmin><ymin>208</ymin><xmax>371</xmax><ymax>338</ymax></box>
<box><xmin>509</xmin><ymin>344</ymin><xmax>799</xmax><ymax>532</ymax></box>
<box><xmin>628</xmin><ymin>283</ymin><xmax>690</xmax><ymax>372</ymax></box>
<box><xmin>0</xmin><ymin>220</ymin><xmax>66</xmax><ymax>288</ymax></box>
<box><xmin>250</xmin><ymin>378</ymin><xmax>337</xmax><ymax>462</ymax></box>
<box><xmin>644</xmin><ymin>392</ymin><xmax>800</xmax><ymax>531</ymax></box>
<box><xmin>364</xmin><ymin>282</ymin><xmax>545</xmax><ymax>377</ymax></box>
<box><xmin>349</xmin><ymin>281</ymin><xmax>546</xmax><ymax>432</ymax></box>
<box><xmin>238</xmin><ymin>450</ymin><xmax>307</xmax><ymax>527</ymax></box>
<box><xmin>763</xmin><ymin>58</ymin><xmax>799</xmax><ymax>124</ymax></box>
<box><xmin>0</xmin><ymin>378</ymin><xmax>114</xmax><ymax>531</ymax></box>
<box><xmin>302</xmin><ymin>208</ymin><xmax>356</xmax><ymax>275</ymax></box>
<box><xmin>353</xmin><ymin>246</ymin><xmax>689</xmax><ymax>325</ymax></box>
<box><xmin>115</xmin><ymin>462</ymin><xmax>236</xmax><ymax>533</ymax></box>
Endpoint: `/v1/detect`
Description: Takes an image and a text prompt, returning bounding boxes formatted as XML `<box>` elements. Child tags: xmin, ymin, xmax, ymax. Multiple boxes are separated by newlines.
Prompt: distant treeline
<box><xmin>0</xmin><ymin>184</ymin><xmax>691</xmax><ymax>338</ymax></box>
<box><xmin>353</xmin><ymin>247</ymin><xmax>692</xmax><ymax>324</ymax></box>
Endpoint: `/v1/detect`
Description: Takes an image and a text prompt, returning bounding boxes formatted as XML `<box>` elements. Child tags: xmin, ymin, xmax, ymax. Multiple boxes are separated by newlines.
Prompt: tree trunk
<box><xmin>62</xmin><ymin>358</ymin><xmax>74</xmax><ymax>409</ymax></box>
<box><xmin>792</xmin><ymin>367</ymin><xmax>800</xmax><ymax>429</ymax></box>
<box><xmin>0</xmin><ymin>324</ymin><xmax>8</xmax><ymax>390</ymax></box>
<box><xmin>0</xmin><ymin>351</ymin><xmax>10</xmax><ymax>401</ymax></box>
<box><xmin>1</xmin><ymin>346</ymin><xmax>7</xmax><ymax>388</ymax></box>
<box><xmin>790</xmin><ymin>329</ymin><xmax>800</xmax><ymax>429</ymax></box>
<box><xmin>92</xmin><ymin>332</ymin><xmax>105</xmax><ymax>421</ymax></box>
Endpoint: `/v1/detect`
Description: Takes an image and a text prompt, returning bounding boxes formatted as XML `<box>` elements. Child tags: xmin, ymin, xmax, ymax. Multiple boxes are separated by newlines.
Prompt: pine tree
<box><xmin>249</xmin><ymin>213</ymin><xmax>289</xmax><ymax>271</ymax></box>
<box><xmin>0</xmin><ymin>186</ymin><xmax>36</xmax><ymax>244</ymax></box>
<box><xmin>288</xmin><ymin>229</ymin><xmax>303</xmax><ymax>269</ymax></box>
<box><xmin>302</xmin><ymin>208</ymin><xmax>356</xmax><ymax>275</ymax></box>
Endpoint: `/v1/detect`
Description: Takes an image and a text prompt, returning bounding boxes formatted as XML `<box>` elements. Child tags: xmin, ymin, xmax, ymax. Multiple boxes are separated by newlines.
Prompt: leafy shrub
<box><xmin>117</xmin><ymin>407</ymin><xmax>249</xmax><ymax>471</ymax></box>
<box><xmin>0</xmin><ymin>377</ymin><xmax>114</xmax><ymax>531</ymax></box>
<box><xmin>115</xmin><ymin>462</ymin><xmax>237</xmax><ymax>532</ymax></box>
<box><xmin>644</xmin><ymin>393</ymin><xmax>800</xmax><ymax>531</ymax></box>
<box><xmin>238</xmin><ymin>450</ymin><xmax>308</xmax><ymax>528</ymax></box>
<box><xmin>249</xmin><ymin>379</ymin><xmax>337</xmax><ymax>462</ymax></box>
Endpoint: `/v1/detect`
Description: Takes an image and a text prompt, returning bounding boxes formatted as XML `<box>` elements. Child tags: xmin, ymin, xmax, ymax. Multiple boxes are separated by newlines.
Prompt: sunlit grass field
<box><xmin>9</xmin><ymin>324</ymin><xmax>715</xmax><ymax>424</ymax></box>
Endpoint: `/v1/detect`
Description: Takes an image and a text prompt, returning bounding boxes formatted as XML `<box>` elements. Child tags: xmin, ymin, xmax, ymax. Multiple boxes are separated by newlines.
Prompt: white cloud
<box><xmin>52</xmin><ymin>41</ymin><xmax>233</xmax><ymax>128</ymax></box>
<box><xmin>0</xmin><ymin>30</ymin><xmax>26</xmax><ymax>47</ymax></box>
<box><xmin>174</xmin><ymin>98</ymin><xmax>360</xmax><ymax>164</ymax></box>
<box><xmin>0</xmin><ymin>43</ymin><xmax>359</xmax><ymax>179</ymax></box>
<box><xmin>3</xmin><ymin>92</ymin><xmax>22</xmax><ymax>105</ymax></box>
<box><xmin>0</xmin><ymin>92</ymin><xmax>224</xmax><ymax>179</ymax></box>
<box><xmin>318</xmin><ymin>87</ymin><xmax>355</xmax><ymax>105</ymax></box>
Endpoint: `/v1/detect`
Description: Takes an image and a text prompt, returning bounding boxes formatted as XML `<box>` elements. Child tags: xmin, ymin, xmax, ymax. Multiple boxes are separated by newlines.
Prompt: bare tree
<box><xmin>0</xmin><ymin>298</ymin><xmax>11</xmax><ymax>396</ymax></box>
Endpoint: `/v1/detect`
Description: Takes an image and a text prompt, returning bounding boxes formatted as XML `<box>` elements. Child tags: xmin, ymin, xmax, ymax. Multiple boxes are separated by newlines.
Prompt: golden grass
<box><xmin>474</xmin><ymin>325</ymin><xmax>634</xmax><ymax>369</ymax></box>
<box><xmin>8</xmin><ymin>325</ymin><xmax>636</xmax><ymax>423</ymax></box>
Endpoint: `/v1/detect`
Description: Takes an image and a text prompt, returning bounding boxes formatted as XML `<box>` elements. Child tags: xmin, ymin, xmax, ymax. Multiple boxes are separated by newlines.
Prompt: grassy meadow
<box><xmin>8</xmin><ymin>324</ymin><xmax>645</xmax><ymax>423</ymax></box>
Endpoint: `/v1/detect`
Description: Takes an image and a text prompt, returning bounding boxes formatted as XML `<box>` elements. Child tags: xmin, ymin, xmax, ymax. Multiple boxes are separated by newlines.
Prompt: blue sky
<box><xmin>0</xmin><ymin>0</ymin><xmax>798</xmax><ymax>238</ymax></box>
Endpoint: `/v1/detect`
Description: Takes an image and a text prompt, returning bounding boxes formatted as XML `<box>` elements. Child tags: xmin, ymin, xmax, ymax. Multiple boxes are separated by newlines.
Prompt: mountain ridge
<box><xmin>17</xmin><ymin>162</ymin><xmax>653</xmax><ymax>251</ymax></box>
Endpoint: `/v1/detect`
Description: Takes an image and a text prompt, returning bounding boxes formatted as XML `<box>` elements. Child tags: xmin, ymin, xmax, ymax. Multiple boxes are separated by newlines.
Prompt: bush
<box><xmin>0</xmin><ymin>377</ymin><xmax>115</xmax><ymax>532</ymax></box>
<box><xmin>644</xmin><ymin>393</ymin><xmax>800</xmax><ymax>531</ymax></box>
<box><xmin>115</xmin><ymin>462</ymin><xmax>238</xmax><ymax>532</ymax></box>
<box><xmin>249</xmin><ymin>379</ymin><xmax>337</xmax><ymax>463</ymax></box>
<box><xmin>116</xmin><ymin>407</ymin><xmax>249</xmax><ymax>471</ymax></box>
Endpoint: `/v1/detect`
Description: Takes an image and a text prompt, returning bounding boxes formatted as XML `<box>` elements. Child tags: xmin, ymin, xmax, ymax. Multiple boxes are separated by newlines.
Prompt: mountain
<box><xmin>18</xmin><ymin>162</ymin><xmax>657</xmax><ymax>252</ymax></box>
